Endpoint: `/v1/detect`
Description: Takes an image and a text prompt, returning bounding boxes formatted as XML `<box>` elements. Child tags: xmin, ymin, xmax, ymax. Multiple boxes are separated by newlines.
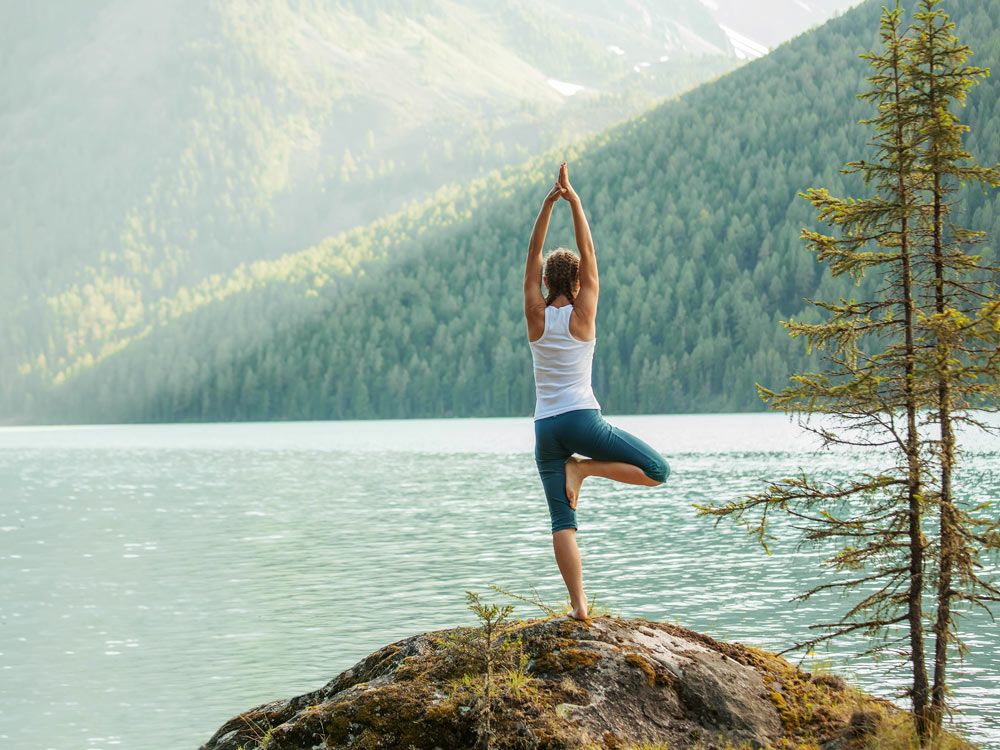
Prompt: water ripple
<box><xmin>0</xmin><ymin>416</ymin><xmax>997</xmax><ymax>749</ymax></box>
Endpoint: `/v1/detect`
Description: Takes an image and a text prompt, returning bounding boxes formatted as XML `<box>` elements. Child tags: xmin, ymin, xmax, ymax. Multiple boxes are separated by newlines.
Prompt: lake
<box><xmin>1</xmin><ymin>414</ymin><xmax>997</xmax><ymax>749</ymax></box>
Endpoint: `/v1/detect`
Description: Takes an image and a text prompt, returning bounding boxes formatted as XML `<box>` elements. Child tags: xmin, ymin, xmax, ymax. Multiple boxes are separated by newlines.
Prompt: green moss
<box><xmin>554</xmin><ymin>675</ymin><xmax>591</xmax><ymax>705</ymax></box>
<box><xmin>533</xmin><ymin>646</ymin><xmax>602</xmax><ymax>674</ymax></box>
<box><xmin>624</xmin><ymin>652</ymin><xmax>657</xmax><ymax>687</ymax></box>
<box><xmin>322</xmin><ymin>681</ymin><xmax>471</xmax><ymax>749</ymax></box>
<box><xmin>733</xmin><ymin>644</ymin><xmax>905</xmax><ymax>750</ymax></box>
<box><xmin>317</xmin><ymin>620</ymin><xmax>600</xmax><ymax>750</ymax></box>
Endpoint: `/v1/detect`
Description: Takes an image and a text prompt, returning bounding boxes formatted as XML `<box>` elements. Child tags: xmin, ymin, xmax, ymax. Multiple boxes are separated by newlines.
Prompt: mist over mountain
<box><xmin>16</xmin><ymin>0</ymin><xmax>996</xmax><ymax>423</ymax></box>
<box><xmin>698</xmin><ymin>0</ymin><xmax>861</xmax><ymax>48</ymax></box>
<box><xmin>2</xmin><ymin>0</ymin><xmax>863</xmax><ymax>400</ymax></box>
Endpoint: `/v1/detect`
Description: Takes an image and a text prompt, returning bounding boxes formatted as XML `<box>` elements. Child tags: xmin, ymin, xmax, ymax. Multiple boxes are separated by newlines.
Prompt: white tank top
<box><xmin>528</xmin><ymin>303</ymin><xmax>601</xmax><ymax>420</ymax></box>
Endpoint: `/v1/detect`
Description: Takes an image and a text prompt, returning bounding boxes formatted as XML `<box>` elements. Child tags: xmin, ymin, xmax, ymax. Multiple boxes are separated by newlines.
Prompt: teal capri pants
<box><xmin>534</xmin><ymin>408</ymin><xmax>670</xmax><ymax>534</ymax></box>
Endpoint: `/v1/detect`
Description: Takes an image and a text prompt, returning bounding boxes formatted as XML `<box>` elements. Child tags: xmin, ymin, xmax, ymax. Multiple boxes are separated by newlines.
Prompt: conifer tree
<box><xmin>699</xmin><ymin>3</ymin><xmax>937</xmax><ymax>737</ymax></box>
<box><xmin>905</xmin><ymin>0</ymin><xmax>1000</xmax><ymax>731</ymax></box>
<box><xmin>700</xmin><ymin>2</ymin><xmax>1000</xmax><ymax>742</ymax></box>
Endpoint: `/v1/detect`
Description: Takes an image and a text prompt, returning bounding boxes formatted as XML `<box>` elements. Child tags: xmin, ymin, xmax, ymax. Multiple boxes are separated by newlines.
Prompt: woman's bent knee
<box><xmin>647</xmin><ymin>455</ymin><xmax>670</xmax><ymax>484</ymax></box>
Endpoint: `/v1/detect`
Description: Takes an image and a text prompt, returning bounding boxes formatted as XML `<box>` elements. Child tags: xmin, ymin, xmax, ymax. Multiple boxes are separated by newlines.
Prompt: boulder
<box><xmin>199</xmin><ymin>615</ymin><xmax>899</xmax><ymax>749</ymax></box>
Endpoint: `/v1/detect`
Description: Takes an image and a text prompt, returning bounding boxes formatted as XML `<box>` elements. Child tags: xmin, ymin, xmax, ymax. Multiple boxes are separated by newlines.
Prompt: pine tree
<box><xmin>699</xmin><ymin>2</ymin><xmax>1000</xmax><ymax>742</ymax></box>
<box><xmin>905</xmin><ymin>0</ymin><xmax>1000</xmax><ymax>732</ymax></box>
<box><xmin>698</xmin><ymin>3</ymin><xmax>937</xmax><ymax>737</ymax></box>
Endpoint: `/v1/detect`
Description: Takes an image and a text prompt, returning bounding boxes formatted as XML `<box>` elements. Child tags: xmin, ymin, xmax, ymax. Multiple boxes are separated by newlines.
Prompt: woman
<box><xmin>523</xmin><ymin>162</ymin><xmax>671</xmax><ymax>622</ymax></box>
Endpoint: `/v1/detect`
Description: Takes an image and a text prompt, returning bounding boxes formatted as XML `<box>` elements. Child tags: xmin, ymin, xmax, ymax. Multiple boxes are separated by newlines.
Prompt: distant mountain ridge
<box><xmin>1</xmin><ymin>0</ymin><xmax>860</xmax><ymax>401</ymax></box>
<box><xmin>12</xmin><ymin>0</ymin><xmax>993</xmax><ymax>423</ymax></box>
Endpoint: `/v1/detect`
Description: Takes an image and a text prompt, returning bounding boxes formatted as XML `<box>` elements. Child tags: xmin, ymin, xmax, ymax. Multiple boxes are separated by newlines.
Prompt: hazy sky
<box><xmin>697</xmin><ymin>0</ymin><xmax>867</xmax><ymax>47</ymax></box>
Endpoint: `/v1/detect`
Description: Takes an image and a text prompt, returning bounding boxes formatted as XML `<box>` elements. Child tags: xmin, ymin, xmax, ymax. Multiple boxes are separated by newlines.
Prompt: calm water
<box><xmin>1</xmin><ymin>414</ymin><xmax>997</xmax><ymax>750</ymax></box>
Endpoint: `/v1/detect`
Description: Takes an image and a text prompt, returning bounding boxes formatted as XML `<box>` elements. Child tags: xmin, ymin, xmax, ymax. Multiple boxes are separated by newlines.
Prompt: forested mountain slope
<box><xmin>5</xmin><ymin>0</ymin><xmax>809</xmax><ymax>397</ymax></box>
<box><xmin>15</xmin><ymin>0</ymin><xmax>1000</xmax><ymax>423</ymax></box>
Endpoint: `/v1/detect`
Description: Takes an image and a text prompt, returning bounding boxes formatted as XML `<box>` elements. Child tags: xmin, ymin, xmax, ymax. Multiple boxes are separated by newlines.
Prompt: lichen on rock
<box><xmin>198</xmin><ymin>615</ymin><xmax>923</xmax><ymax>750</ymax></box>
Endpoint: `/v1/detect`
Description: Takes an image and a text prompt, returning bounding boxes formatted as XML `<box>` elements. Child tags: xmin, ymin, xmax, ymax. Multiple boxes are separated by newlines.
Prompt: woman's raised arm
<box><xmin>559</xmin><ymin>163</ymin><xmax>598</xmax><ymax>313</ymax></box>
<box><xmin>523</xmin><ymin>178</ymin><xmax>565</xmax><ymax>339</ymax></box>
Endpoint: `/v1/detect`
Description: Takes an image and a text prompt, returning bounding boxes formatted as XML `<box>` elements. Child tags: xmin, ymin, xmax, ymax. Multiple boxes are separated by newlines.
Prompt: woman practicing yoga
<box><xmin>524</xmin><ymin>162</ymin><xmax>671</xmax><ymax>622</ymax></box>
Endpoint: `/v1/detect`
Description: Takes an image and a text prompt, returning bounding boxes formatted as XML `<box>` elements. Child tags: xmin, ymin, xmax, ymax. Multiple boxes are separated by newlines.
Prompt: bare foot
<box><xmin>564</xmin><ymin>457</ymin><xmax>586</xmax><ymax>510</ymax></box>
<box><xmin>568</xmin><ymin>603</ymin><xmax>590</xmax><ymax>621</ymax></box>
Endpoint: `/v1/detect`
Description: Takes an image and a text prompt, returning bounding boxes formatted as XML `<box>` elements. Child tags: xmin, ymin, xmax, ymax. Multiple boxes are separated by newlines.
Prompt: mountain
<box><xmin>8</xmin><ymin>0</ymin><xmax>998</xmax><ymax>422</ymax></box>
<box><xmin>3</xmin><ymin>0</ymin><xmax>855</xmax><ymax>402</ymax></box>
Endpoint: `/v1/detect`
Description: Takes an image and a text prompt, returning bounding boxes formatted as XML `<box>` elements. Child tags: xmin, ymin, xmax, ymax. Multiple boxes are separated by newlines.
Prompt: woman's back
<box><xmin>528</xmin><ymin>303</ymin><xmax>601</xmax><ymax>420</ymax></box>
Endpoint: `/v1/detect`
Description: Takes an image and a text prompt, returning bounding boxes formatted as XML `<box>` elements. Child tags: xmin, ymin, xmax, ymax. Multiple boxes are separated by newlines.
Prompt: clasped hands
<box><xmin>544</xmin><ymin>162</ymin><xmax>580</xmax><ymax>207</ymax></box>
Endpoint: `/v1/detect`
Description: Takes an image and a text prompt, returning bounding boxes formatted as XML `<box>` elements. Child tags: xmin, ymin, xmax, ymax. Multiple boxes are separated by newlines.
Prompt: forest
<box><xmin>1</xmin><ymin>0</ymin><xmax>745</xmax><ymax>411</ymax></box>
<box><xmin>8</xmin><ymin>0</ymin><xmax>999</xmax><ymax>423</ymax></box>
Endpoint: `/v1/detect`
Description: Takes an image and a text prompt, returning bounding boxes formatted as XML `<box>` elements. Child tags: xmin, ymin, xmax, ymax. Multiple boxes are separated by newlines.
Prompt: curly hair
<box><xmin>542</xmin><ymin>247</ymin><xmax>580</xmax><ymax>306</ymax></box>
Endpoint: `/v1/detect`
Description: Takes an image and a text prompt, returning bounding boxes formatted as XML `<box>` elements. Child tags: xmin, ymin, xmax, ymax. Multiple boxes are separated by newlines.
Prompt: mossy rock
<box><xmin>200</xmin><ymin>615</ymin><xmax>976</xmax><ymax>750</ymax></box>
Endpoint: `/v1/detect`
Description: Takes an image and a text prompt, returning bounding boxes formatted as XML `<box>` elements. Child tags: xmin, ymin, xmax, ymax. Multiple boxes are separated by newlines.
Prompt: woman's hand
<box><xmin>558</xmin><ymin>162</ymin><xmax>579</xmax><ymax>204</ymax></box>
<box><xmin>543</xmin><ymin>179</ymin><xmax>566</xmax><ymax>206</ymax></box>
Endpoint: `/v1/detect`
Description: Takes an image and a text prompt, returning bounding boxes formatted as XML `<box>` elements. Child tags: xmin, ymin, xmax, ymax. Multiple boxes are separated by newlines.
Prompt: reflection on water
<box><xmin>0</xmin><ymin>414</ymin><xmax>997</xmax><ymax>749</ymax></box>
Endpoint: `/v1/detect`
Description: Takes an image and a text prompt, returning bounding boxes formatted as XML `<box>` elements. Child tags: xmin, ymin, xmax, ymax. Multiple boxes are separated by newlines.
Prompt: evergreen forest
<box><xmin>9</xmin><ymin>0</ymin><xmax>998</xmax><ymax>423</ymax></box>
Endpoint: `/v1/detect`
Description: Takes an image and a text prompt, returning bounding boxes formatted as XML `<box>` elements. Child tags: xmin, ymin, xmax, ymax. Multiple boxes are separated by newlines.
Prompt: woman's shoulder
<box><xmin>568</xmin><ymin>303</ymin><xmax>596</xmax><ymax>342</ymax></box>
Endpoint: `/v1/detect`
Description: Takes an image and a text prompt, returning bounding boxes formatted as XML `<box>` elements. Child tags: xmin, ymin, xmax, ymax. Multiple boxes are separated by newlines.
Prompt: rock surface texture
<box><xmin>200</xmin><ymin>615</ymin><xmax>895</xmax><ymax>750</ymax></box>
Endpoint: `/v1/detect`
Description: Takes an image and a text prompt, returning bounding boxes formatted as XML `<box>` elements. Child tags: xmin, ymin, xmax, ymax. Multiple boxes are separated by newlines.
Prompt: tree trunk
<box><xmin>893</xmin><ymin>32</ymin><xmax>931</xmax><ymax>743</ymax></box>
<box><xmin>930</xmin><ymin>165</ymin><xmax>956</xmax><ymax>730</ymax></box>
